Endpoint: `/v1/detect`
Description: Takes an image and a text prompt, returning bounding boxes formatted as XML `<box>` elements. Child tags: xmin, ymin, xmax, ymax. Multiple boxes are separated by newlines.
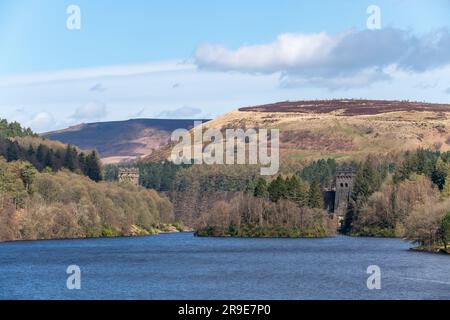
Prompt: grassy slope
<box><xmin>200</xmin><ymin>100</ymin><xmax>450</xmax><ymax>167</ymax></box>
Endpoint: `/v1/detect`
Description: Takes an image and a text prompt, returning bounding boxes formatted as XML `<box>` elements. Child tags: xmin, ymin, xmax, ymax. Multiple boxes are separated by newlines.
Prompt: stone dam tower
<box><xmin>118</xmin><ymin>168</ymin><xmax>140</xmax><ymax>186</ymax></box>
<box><xmin>323</xmin><ymin>166</ymin><xmax>357</xmax><ymax>223</ymax></box>
<box><xmin>333</xmin><ymin>167</ymin><xmax>356</xmax><ymax>217</ymax></box>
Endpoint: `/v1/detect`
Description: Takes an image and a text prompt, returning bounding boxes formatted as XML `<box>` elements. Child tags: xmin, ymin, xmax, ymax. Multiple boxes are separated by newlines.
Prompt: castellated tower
<box><xmin>118</xmin><ymin>168</ymin><xmax>140</xmax><ymax>186</ymax></box>
<box><xmin>334</xmin><ymin>167</ymin><xmax>356</xmax><ymax>218</ymax></box>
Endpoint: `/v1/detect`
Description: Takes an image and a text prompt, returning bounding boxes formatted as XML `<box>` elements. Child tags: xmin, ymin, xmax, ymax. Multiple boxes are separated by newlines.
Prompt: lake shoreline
<box><xmin>0</xmin><ymin>228</ymin><xmax>188</xmax><ymax>244</ymax></box>
<box><xmin>410</xmin><ymin>246</ymin><xmax>450</xmax><ymax>255</ymax></box>
<box><xmin>2</xmin><ymin>230</ymin><xmax>449</xmax><ymax>257</ymax></box>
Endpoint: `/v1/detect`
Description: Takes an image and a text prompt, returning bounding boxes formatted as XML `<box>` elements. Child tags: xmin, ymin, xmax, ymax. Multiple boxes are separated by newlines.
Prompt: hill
<box><xmin>204</xmin><ymin>99</ymin><xmax>450</xmax><ymax>163</ymax></box>
<box><xmin>144</xmin><ymin>99</ymin><xmax>450</xmax><ymax>167</ymax></box>
<box><xmin>43</xmin><ymin>119</ymin><xmax>209</xmax><ymax>164</ymax></box>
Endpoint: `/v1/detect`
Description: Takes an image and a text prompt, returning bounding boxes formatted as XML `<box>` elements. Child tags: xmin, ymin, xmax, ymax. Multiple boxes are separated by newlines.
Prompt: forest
<box><xmin>0</xmin><ymin>119</ymin><xmax>36</xmax><ymax>138</ymax></box>
<box><xmin>1</xmin><ymin>118</ymin><xmax>103</xmax><ymax>182</ymax></box>
<box><xmin>0</xmin><ymin>119</ymin><xmax>174</xmax><ymax>242</ymax></box>
<box><xmin>0</xmin><ymin>138</ymin><xmax>102</xmax><ymax>182</ymax></box>
<box><xmin>345</xmin><ymin>149</ymin><xmax>450</xmax><ymax>251</ymax></box>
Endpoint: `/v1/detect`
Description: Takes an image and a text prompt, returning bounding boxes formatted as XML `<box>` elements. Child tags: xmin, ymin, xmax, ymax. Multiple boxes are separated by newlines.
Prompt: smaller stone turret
<box><xmin>118</xmin><ymin>168</ymin><xmax>140</xmax><ymax>186</ymax></box>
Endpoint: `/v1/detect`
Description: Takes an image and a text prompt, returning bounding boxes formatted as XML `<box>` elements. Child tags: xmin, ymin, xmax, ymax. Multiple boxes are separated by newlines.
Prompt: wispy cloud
<box><xmin>280</xmin><ymin>68</ymin><xmax>392</xmax><ymax>90</ymax></box>
<box><xmin>90</xmin><ymin>83</ymin><xmax>107</xmax><ymax>92</ymax></box>
<box><xmin>157</xmin><ymin>106</ymin><xmax>203</xmax><ymax>119</ymax></box>
<box><xmin>0</xmin><ymin>60</ymin><xmax>196</xmax><ymax>87</ymax></box>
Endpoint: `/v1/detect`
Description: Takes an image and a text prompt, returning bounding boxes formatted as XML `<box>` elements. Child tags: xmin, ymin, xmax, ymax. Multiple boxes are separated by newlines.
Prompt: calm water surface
<box><xmin>0</xmin><ymin>233</ymin><xmax>449</xmax><ymax>300</ymax></box>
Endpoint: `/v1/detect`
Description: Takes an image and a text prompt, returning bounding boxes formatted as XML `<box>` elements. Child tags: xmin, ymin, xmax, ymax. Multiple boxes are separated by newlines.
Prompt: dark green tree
<box><xmin>44</xmin><ymin>149</ymin><xmax>55</xmax><ymax>171</ymax></box>
<box><xmin>341</xmin><ymin>160</ymin><xmax>379</xmax><ymax>233</ymax></box>
<box><xmin>439</xmin><ymin>212</ymin><xmax>450</xmax><ymax>250</ymax></box>
<box><xmin>36</xmin><ymin>145</ymin><xmax>46</xmax><ymax>166</ymax></box>
<box><xmin>78</xmin><ymin>152</ymin><xmax>87</xmax><ymax>174</ymax></box>
<box><xmin>6</xmin><ymin>141</ymin><xmax>20</xmax><ymax>162</ymax></box>
<box><xmin>308</xmin><ymin>179</ymin><xmax>323</xmax><ymax>209</ymax></box>
<box><xmin>432</xmin><ymin>158</ymin><xmax>448</xmax><ymax>191</ymax></box>
<box><xmin>63</xmin><ymin>144</ymin><xmax>77</xmax><ymax>171</ymax></box>
<box><xmin>268</xmin><ymin>176</ymin><xmax>287</xmax><ymax>202</ymax></box>
<box><xmin>299</xmin><ymin>158</ymin><xmax>337</xmax><ymax>188</ymax></box>
<box><xmin>86</xmin><ymin>151</ymin><xmax>102</xmax><ymax>182</ymax></box>
<box><xmin>254</xmin><ymin>178</ymin><xmax>269</xmax><ymax>198</ymax></box>
<box><xmin>103</xmin><ymin>164</ymin><xmax>119</xmax><ymax>181</ymax></box>
<box><xmin>26</xmin><ymin>145</ymin><xmax>35</xmax><ymax>158</ymax></box>
<box><xmin>286</xmin><ymin>175</ymin><xmax>308</xmax><ymax>207</ymax></box>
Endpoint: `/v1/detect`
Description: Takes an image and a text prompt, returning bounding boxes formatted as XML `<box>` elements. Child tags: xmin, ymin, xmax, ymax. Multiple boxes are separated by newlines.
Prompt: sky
<box><xmin>0</xmin><ymin>0</ymin><xmax>450</xmax><ymax>132</ymax></box>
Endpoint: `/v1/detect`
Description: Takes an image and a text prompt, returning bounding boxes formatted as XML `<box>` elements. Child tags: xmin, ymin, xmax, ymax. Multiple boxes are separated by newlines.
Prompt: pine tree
<box><xmin>342</xmin><ymin>160</ymin><xmax>378</xmax><ymax>233</ymax></box>
<box><xmin>6</xmin><ymin>141</ymin><xmax>19</xmax><ymax>162</ymax></box>
<box><xmin>433</xmin><ymin>157</ymin><xmax>448</xmax><ymax>190</ymax></box>
<box><xmin>308</xmin><ymin>179</ymin><xmax>323</xmax><ymax>209</ymax></box>
<box><xmin>299</xmin><ymin>158</ymin><xmax>337</xmax><ymax>188</ymax></box>
<box><xmin>44</xmin><ymin>149</ymin><xmax>55</xmax><ymax>171</ymax></box>
<box><xmin>440</xmin><ymin>212</ymin><xmax>450</xmax><ymax>250</ymax></box>
<box><xmin>36</xmin><ymin>145</ymin><xmax>46</xmax><ymax>165</ymax></box>
<box><xmin>341</xmin><ymin>200</ymin><xmax>356</xmax><ymax>234</ymax></box>
<box><xmin>78</xmin><ymin>152</ymin><xmax>87</xmax><ymax>175</ymax></box>
<box><xmin>351</xmin><ymin>162</ymin><xmax>374</xmax><ymax>202</ymax></box>
<box><xmin>286</xmin><ymin>175</ymin><xmax>308</xmax><ymax>207</ymax></box>
<box><xmin>27</xmin><ymin>145</ymin><xmax>35</xmax><ymax>158</ymax></box>
<box><xmin>103</xmin><ymin>164</ymin><xmax>120</xmax><ymax>182</ymax></box>
<box><xmin>268</xmin><ymin>176</ymin><xmax>287</xmax><ymax>202</ymax></box>
<box><xmin>63</xmin><ymin>145</ymin><xmax>77</xmax><ymax>171</ymax></box>
<box><xmin>86</xmin><ymin>151</ymin><xmax>102</xmax><ymax>182</ymax></box>
<box><xmin>54</xmin><ymin>150</ymin><xmax>63</xmax><ymax>171</ymax></box>
<box><xmin>254</xmin><ymin>178</ymin><xmax>269</xmax><ymax>198</ymax></box>
<box><xmin>441</xmin><ymin>167</ymin><xmax>450</xmax><ymax>199</ymax></box>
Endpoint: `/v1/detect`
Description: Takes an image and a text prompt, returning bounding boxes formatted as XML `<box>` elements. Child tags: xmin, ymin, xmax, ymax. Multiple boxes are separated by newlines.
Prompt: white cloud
<box><xmin>280</xmin><ymin>67</ymin><xmax>392</xmax><ymax>90</ymax></box>
<box><xmin>195</xmin><ymin>28</ymin><xmax>450</xmax><ymax>89</ymax></box>
<box><xmin>27</xmin><ymin>112</ymin><xmax>55</xmax><ymax>133</ymax></box>
<box><xmin>195</xmin><ymin>32</ymin><xmax>341</xmax><ymax>73</ymax></box>
<box><xmin>72</xmin><ymin>101</ymin><xmax>107</xmax><ymax>121</ymax></box>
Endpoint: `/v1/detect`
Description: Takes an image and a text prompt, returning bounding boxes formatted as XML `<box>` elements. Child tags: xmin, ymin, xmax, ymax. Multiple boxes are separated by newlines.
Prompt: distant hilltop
<box><xmin>239</xmin><ymin>99</ymin><xmax>450</xmax><ymax>116</ymax></box>
<box><xmin>43</xmin><ymin>118</ymin><xmax>210</xmax><ymax>164</ymax></box>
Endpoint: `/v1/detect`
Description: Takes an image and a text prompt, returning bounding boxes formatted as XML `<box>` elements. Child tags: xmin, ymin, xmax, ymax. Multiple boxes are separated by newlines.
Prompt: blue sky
<box><xmin>1</xmin><ymin>0</ymin><xmax>450</xmax><ymax>132</ymax></box>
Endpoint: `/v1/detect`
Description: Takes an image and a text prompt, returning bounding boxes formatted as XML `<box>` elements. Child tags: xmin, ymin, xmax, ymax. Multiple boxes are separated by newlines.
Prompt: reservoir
<box><xmin>0</xmin><ymin>233</ymin><xmax>448</xmax><ymax>300</ymax></box>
